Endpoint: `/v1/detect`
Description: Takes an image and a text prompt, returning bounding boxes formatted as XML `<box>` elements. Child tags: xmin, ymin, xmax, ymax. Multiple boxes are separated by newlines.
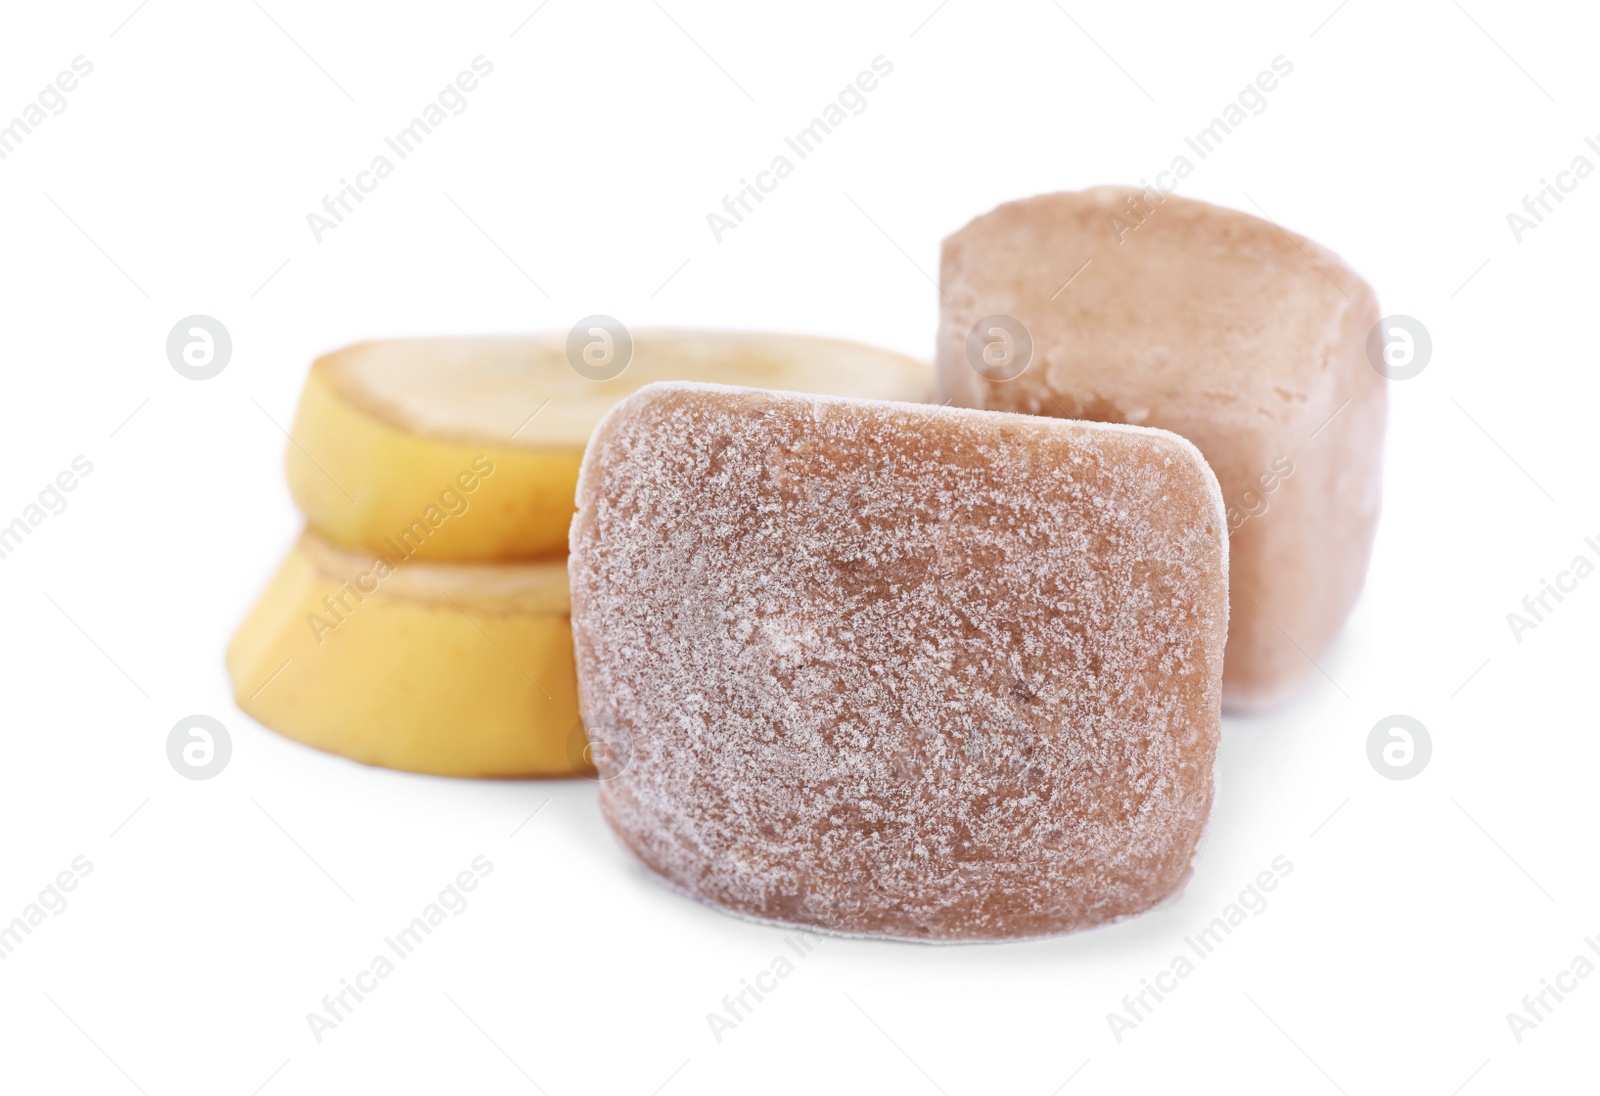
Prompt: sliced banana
<box><xmin>227</xmin><ymin>529</ymin><xmax>584</xmax><ymax>777</ymax></box>
<box><xmin>287</xmin><ymin>331</ymin><xmax>932</xmax><ymax>561</ymax></box>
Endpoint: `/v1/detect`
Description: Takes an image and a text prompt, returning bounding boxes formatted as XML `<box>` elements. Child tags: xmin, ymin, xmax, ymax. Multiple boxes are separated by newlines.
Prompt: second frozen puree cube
<box><xmin>938</xmin><ymin>187</ymin><xmax>1385</xmax><ymax>711</ymax></box>
<box><xmin>569</xmin><ymin>382</ymin><xmax>1227</xmax><ymax>942</ymax></box>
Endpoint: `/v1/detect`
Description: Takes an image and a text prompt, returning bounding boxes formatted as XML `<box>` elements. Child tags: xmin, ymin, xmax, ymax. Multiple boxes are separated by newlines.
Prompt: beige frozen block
<box><xmin>570</xmin><ymin>382</ymin><xmax>1227</xmax><ymax>942</ymax></box>
<box><xmin>937</xmin><ymin>187</ymin><xmax>1384</xmax><ymax>711</ymax></box>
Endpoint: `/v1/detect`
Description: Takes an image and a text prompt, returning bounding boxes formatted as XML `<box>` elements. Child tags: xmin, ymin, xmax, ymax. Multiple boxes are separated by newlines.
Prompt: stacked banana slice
<box><xmin>227</xmin><ymin>331</ymin><xmax>931</xmax><ymax>776</ymax></box>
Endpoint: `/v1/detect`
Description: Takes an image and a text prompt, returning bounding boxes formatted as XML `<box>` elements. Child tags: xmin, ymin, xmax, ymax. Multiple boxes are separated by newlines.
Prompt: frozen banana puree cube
<box><xmin>937</xmin><ymin>187</ymin><xmax>1385</xmax><ymax>711</ymax></box>
<box><xmin>569</xmin><ymin>383</ymin><xmax>1227</xmax><ymax>942</ymax></box>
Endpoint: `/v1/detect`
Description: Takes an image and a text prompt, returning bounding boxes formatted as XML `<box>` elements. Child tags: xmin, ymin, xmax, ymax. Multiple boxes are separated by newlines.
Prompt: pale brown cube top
<box><xmin>938</xmin><ymin>186</ymin><xmax>1378</xmax><ymax>449</ymax></box>
<box><xmin>938</xmin><ymin>188</ymin><xmax>1384</xmax><ymax>710</ymax></box>
<box><xmin>569</xmin><ymin>383</ymin><xmax>1228</xmax><ymax>942</ymax></box>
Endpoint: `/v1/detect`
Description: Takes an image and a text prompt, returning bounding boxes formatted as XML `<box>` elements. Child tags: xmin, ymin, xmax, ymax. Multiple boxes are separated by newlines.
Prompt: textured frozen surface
<box><xmin>569</xmin><ymin>383</ymin><xmax>1227</xmax><ymax>942</ymax></box>
<box><xmin>938</xmin><ymin>187</ymin><xmax>1385</xmax><ymax>711</ymax></box>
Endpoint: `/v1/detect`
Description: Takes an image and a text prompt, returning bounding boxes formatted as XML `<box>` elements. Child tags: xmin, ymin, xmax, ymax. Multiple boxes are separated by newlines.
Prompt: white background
<box><xmin>1</xmin><ymin>1</ymin><xmax>1596</xmax><ymax>1093</ymax></box>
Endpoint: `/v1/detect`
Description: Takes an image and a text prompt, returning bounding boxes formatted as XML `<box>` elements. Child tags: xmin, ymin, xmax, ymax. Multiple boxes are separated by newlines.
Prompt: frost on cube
<box><xmin>569</xmin><ymin>382</ymin><xmax>1228</xmax><ymax>942</ymax></box>
<box><xmin>938</xmin><ymin>187</ymin><xmax>1385</xmax><ymax>710</ymax></box>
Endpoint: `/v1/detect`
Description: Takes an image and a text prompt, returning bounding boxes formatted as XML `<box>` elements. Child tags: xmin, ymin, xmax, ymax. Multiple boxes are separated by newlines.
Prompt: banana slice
<box><xmin>227</xmin><ymin>529</ymin><xmax>584</xmax><ymax>777</ymax></box>
<box><xmin>288</xmin><ymin>331</ymin><xmax>933</xmax><ymax>561</ymax></box>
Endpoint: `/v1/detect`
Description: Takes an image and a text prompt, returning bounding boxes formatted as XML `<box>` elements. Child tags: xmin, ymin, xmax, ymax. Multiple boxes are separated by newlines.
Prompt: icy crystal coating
<box><xmin>570</xmin><ymin>383</ymin><xmax>1227</xmax><ymax>942</ymax></box>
